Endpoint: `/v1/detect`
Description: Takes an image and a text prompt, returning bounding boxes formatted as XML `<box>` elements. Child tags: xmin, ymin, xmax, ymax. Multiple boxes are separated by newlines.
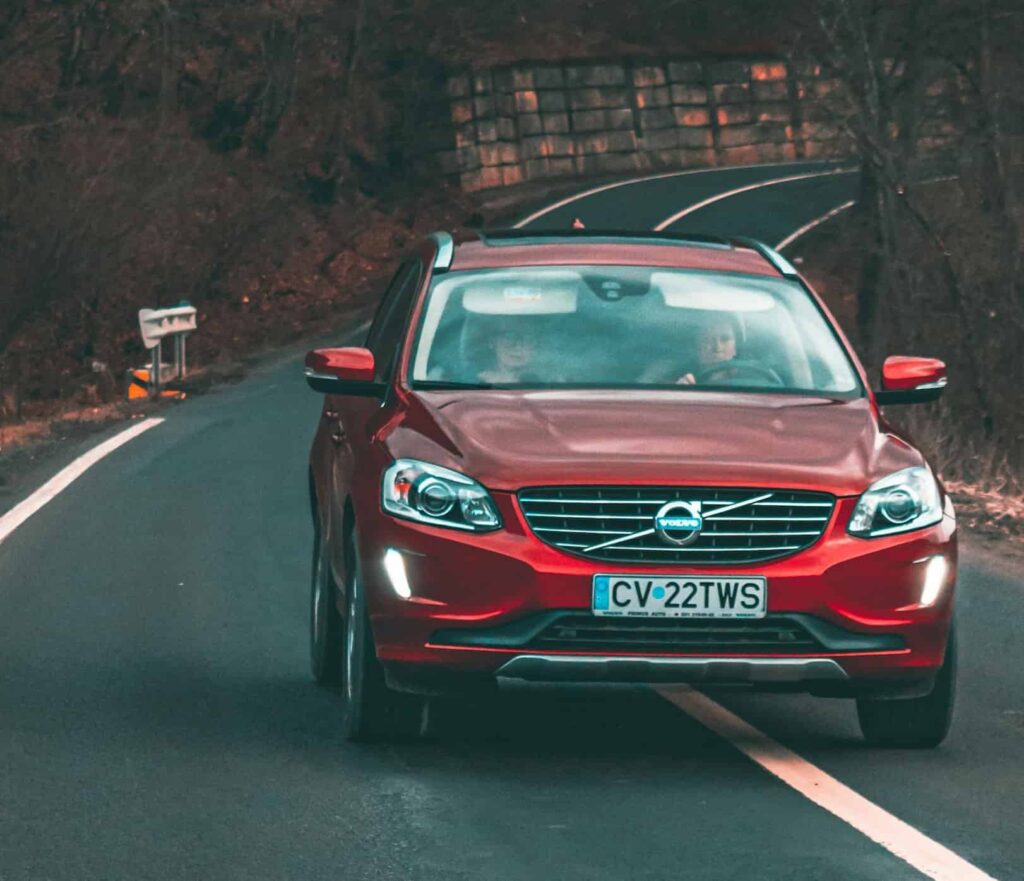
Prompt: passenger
<box><xmin>478</xmin><ymin>327</ymin><xmax>539</xmax><ymax>384</ymax></box>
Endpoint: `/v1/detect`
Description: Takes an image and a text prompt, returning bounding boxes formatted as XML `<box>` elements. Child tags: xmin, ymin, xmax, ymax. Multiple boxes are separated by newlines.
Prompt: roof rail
<box><xmin>730</xmin><ymin>236</ymin><xmax>800</xmax><ymax>277</ymax></box>
<box><xmin>428</xmin><ymin>229</ymin><xmax>799</xmax><ymax>278</ymax></box>
<box><xmin>479</xmin><ymin>228</ymin><xmax>734</xmax><ymax>249</ymax></box>
<box><xmin>481</xmin><ymin>229</ymin><xmax>806</xmax><ymax>275</ymax></box>
<box><xmin>428</xmin><ymin>231</ymin><xmax>455</xmax><ymax>272</ymax></box>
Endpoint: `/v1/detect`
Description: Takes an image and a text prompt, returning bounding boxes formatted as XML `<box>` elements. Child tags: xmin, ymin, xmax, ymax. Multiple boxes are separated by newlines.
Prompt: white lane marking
<box><xmin>0</xmin><ymin>418</ymin><xmax>164</xmax><ymax>547</ymax></box>
<box><xmin>512</xmin><ymin>161</ymin><xmax>834</xmax><ymax>229</ymax></box>
<box><xmin>658</xmin><ymin>687</ymin><xmax>999</xmax><ymax>881</ymax></box>
<box><xmin>1</xmin><ymin>320</ymin><xmax>365</xmax><ymax>549</ymax></box>
<box><xmin>773</xmin><ymin>175</ymin><xmax>959</xmax><ymax>251</ymax></box>
<box><xmin>653</xmin><ymin>168</ymin><xmax>856</xmax><ymax>231</ymax></box>
<box><xmin>776</xmin><ymin>199</ymin><xmax>856</xmax><ymax>251</ymax></box>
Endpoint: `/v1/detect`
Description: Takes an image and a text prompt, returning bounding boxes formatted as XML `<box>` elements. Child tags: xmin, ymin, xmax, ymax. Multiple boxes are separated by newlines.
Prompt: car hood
<box><xmin>384</xmin><ymin>389</ymin><xmax>925</xmax><ymax>496</ymax></box>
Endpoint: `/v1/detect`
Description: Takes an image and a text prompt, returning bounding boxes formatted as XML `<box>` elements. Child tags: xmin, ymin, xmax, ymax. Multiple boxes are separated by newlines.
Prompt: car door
<box><xmin>326</xmin><ymin>258</ymin><xmax>424</xmax><ymax>580</ymax></box>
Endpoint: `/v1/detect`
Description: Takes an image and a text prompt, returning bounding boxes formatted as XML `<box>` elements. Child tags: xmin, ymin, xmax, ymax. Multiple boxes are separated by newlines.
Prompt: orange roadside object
<box><xmin>127</xmin><ymin>369</ymin><xmax>151</xmax><ymax>400</ymax></box>
<box><xmin>126</xmin><ymin>368</ymin><xmax>186</xmax><ymax>401</ymax></box>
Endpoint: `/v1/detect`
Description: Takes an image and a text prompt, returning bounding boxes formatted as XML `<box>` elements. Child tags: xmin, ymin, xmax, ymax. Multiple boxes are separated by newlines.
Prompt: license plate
<box><xmin>592</xmin><ymin>574</ymin><xmax>767</xmax><ymax>619</ymax></box>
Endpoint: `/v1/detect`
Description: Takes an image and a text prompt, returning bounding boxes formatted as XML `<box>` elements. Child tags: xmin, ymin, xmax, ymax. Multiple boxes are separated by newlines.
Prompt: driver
<box><xmin>677</xmin><ymin>315</ymin><xmax>738</xmax><ymax>385</ymax></box>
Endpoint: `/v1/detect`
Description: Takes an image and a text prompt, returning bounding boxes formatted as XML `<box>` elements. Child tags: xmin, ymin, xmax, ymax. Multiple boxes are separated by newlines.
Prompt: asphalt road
<box><xmin>1</xmin><ymin>164</ymin><xmax>1021</xmax><ymax>881</ymax></box>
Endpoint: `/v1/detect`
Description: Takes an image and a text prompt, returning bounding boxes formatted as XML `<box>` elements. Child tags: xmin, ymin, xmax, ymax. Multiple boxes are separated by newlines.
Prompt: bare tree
<box><xmin>799</xmin><ymin>0</ymin><xmax>998</xmax><ymax>436</ymax></box>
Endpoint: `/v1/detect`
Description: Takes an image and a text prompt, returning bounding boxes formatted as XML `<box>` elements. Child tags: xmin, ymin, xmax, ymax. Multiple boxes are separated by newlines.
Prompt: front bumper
<box><xmin>358</xmin><ymin>493</ymin><xmax>957</xmax><ymax>693</ymax></box>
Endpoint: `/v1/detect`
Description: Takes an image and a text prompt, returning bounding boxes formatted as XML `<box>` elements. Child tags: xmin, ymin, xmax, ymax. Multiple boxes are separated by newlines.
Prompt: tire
<box><xmin>310</xmin><ymin>527</ymin><xmax>343</xmax><ymax>686</ymax></box>
<box><xmin>857</xmin><ymin>625</ymin><xmax>957</xmax><ymax>748</ymax></box>
<box><xmin>341</xmin><ymin>532</ymin><xmax>423</xmax><ymax>742</ymax></box>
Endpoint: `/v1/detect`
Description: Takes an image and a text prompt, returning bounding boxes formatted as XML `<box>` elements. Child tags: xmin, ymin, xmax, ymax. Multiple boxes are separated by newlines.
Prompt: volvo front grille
<box><xmin>518</xmin><ymin>486</ymin><xmax>835</xmax><ymax>564</ymax></box>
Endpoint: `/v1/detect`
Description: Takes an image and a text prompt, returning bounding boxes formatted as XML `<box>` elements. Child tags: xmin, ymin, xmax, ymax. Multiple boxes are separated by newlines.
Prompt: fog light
<box><xmin>383</xmin><ymin>548</ymin><xmax>412</xmax><ymax>599</ymax></box>
<box><xmin>919</xmin><ymin>555</ymin><xmax>948</xmax><ymax>607</ymax></box>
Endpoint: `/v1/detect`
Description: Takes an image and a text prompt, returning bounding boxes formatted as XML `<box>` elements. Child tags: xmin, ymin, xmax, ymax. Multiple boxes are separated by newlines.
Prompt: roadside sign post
<box><xmin>151</xmin><ymin>340</ymin><xmax>162</xmax><ymax>397</ymax></box>
<box><xmin>137</xmin><ymin>304</ymin><xmax>198</xmax><ymax>400</ymax></box>
<box><xmin>173</xmin><ymin>333</ymin><xmax>187</xmax><ymax>379</ymax></box>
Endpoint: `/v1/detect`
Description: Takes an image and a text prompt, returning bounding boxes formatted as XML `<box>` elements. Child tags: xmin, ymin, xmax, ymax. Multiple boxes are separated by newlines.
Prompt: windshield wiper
<box><xmin>412</xmin><ymin>380</ymin><xmax>495</xmax><ymax>390</ymax></box>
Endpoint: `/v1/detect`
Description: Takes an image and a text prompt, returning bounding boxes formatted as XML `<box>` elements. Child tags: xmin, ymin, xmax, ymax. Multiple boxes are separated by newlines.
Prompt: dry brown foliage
<box><xmin>1</xmin><ymin>0</ymin><xmax>1022</xmax><ymax>524</ymax></box>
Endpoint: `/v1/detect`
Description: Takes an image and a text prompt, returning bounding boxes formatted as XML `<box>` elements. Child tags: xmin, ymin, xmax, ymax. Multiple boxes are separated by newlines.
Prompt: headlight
<box><xmin>848</xmin><ymin>466</ymin><xmax>942</xmax><ymax>537</ymax></box>
<box><xmin>381</xmin><ymin>459</ymin><xmax>501</xmax><ymax>531</ymax></box>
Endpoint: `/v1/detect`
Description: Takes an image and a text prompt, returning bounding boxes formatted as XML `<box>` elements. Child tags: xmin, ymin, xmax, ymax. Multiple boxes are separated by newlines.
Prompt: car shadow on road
<box><xmin>6</xmin><ymin>657</ymin><xmax>862</xmax><ymax>775</ymax></box>
<box><xmin>379</xmin><ymin>682</ymin><xmax>866</xmax><ymax>772</ymax></box>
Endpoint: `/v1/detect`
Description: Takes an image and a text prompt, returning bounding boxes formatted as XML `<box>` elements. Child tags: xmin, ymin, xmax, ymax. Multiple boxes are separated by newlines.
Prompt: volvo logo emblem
<box><xmin>654</xmin><ymin>501</ymin><xmax>703</xmax><ymax>546</ymax></box>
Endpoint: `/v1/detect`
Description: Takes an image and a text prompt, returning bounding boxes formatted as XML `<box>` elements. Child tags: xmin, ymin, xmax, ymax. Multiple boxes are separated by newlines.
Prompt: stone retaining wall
<box><xmin>409</xmin><ymin>56</ymin><xmax>956</xmax><ymax>191</ymax></box>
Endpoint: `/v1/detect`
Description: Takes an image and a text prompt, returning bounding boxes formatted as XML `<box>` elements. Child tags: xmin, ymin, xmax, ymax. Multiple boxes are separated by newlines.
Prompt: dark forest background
<box><xmin>1</xmin><ymin>0</ymin><xmax>1022</xmax><ymax>491</ymax></box>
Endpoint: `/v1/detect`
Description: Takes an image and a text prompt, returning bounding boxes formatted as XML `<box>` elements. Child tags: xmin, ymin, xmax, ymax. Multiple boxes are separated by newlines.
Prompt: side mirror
<box><xmin>874</xmin><ymin>356</ymin><xmax>947</xmax><ymax>405</ymax></box>
<box><xmin>304</xmin><ymin>347</ymin><xmax>384</xmax><ymax>397</ymax></box>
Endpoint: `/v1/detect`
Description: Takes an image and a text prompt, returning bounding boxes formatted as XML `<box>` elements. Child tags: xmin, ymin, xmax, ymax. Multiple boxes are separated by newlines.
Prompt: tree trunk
<box><xmin>854</xmin><ymin>160</ymin><xmax>885</xmax><ymax>355</ymax></box>
<box><xmin>342</xmin><ymin>0</ymin><xmax>369</xmax><ymax>98</ymax></box>
<box><xmin>255</xmin><ymin>17</ymin><xmax>301</xmax><ymax>153</ymax></box>
<box><xmin>158</xmin><ymin>1</ymin><xmax>176</xmax><ymax>128</ymax></box>
<box><xmin>976</xmin><ymin>0</ymin><xmax>1023</xmax><ymax>299</ymax></box>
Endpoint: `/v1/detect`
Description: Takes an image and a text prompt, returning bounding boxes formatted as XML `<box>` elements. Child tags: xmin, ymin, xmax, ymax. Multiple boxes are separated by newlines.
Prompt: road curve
<box><xmin>1</xmin><ymin>164</ymin><xmax>1021</xmax><ymax>881</ymax></box>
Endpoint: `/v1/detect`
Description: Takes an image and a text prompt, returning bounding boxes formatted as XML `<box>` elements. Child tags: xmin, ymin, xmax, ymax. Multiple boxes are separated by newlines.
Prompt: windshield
<box><xmin>409</xmin><ymin>266</ymin><xmax>861</xmax><ymax>396</ymax></box>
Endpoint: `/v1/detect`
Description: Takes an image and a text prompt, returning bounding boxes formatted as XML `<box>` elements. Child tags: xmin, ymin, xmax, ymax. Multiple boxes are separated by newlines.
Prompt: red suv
<box><xmin>305</xmin><ymin>230</ymin><xmax>956</xmax><ymax>747</ymax></box>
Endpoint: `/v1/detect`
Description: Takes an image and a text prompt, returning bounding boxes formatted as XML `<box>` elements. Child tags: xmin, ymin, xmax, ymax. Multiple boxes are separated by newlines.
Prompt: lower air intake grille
<box><xmin>528</xmin><ymin>615</ymin><xmax>824</xmax><ymax>654</ymax></box>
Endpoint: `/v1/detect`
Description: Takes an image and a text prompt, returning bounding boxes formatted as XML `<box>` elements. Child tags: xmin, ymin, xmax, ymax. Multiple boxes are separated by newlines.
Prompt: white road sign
<box><xmin>138</xmin><ymin>306</ymin><xmax>197</xmax><ymax>350</ymax></box>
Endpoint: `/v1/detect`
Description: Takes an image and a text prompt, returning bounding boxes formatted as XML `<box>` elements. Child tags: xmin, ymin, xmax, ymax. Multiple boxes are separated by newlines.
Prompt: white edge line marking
<box><xmin>0</xmin><ymin>417</ymin><xmax>164</xmax><ymax>546</ymax></box>
<box><xmin>653</xmin><ymin>168</ymin><xmax>856</xmax><ymax>231</ymax></box>
<box><xmin>771</xmin><ymin>175</ymin><xmax>960</xmax><ymax>252</ymax></box>
<box><xmin>772</xmin><ymin>174</ymin><xmax>959</xmax><ymax>252</ymax></box>
<box><xmin>658</xmin><ymin>687</ymin><xmax>999</xmax><ymax>881</ymax></box>
<box><xmin>512</xmin><ymin>161</ymin><xmax>836</xmax><ymax>229</ymax></box>
<box><xmin>776</xmin><ymin>199</ymin><xmax>856</xmax><ymax>251</ymax></box>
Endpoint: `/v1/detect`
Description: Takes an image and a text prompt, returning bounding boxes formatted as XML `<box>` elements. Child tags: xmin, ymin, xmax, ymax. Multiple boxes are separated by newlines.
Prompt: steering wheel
<box><xmin>692</xmin><ymin>359</ymin><xmax>785</xmax><ymax>387</ymax></box>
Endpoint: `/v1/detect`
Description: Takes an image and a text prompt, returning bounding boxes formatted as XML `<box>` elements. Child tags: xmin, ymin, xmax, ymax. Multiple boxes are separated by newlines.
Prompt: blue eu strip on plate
<box><xmin>592</xmin><ymin>575</ymin><xmax>610</xmax><ymax>610</ymax></box>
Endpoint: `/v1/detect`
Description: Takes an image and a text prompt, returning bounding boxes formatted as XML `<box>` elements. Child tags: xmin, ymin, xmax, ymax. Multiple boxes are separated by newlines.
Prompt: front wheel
<box><xmin>857</xmin><ymin>625</ymin><xmax>957</xmax><ymax>748</ymax></box>
<box><xmin>341</xmin><ymin>533</ymin><xmax>423</xmax><ymax>742</ymax></box>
